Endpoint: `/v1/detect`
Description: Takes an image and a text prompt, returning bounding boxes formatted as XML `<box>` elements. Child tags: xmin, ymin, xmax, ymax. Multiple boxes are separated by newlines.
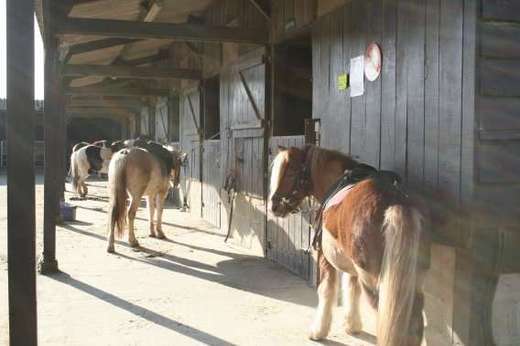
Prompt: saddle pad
<box><xmin>324</xmin><ymin>184</ymin><xmax>353</xmax><ymax>211</ymax></box>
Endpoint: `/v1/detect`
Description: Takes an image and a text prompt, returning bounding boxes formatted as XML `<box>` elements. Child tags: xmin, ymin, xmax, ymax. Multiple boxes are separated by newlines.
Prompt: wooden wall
<box><xmin>313</xmin><ymin>0</ymin><xmax>472</xmax><ymax>201</ymax></box>
<box><xmin>180</xmin><ymin>88</ymin><xmax>203</xmax><ymax>217</ymax></box>
<box><xmin>154</xmin><ymin>97</ymin><xmax>169</xmax><ymax>142</ymax></box>
<box><xmin>272</xmin><ymin>0</ymin><xmax>316</xmax><ymax>42</ymax></box>
<box><xmin>477</xmin><ymin>1</ymin><xmax>520</xmax><ymax>345</ymax></box>
<box><xmin>476</xmin><ymin>1</ymin><xmax>520</xmax><ymax>223</ymax></box>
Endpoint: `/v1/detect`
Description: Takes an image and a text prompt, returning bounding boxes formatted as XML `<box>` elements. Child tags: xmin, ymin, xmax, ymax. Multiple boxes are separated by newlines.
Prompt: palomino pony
<box><xmin>269</xmin><ymin>145</ymin><xmax>430</xmax><ymax>346</ymax></box>
<box><xmin>106</xmin><ymin>142</ymin><xmax>187</xmax><ymax>253</ymax></box>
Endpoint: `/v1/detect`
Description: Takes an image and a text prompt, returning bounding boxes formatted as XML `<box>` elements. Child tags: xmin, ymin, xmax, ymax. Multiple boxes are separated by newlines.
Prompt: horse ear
<box><xmin>277</xmin><ymin>145</ymin><xmax>287</xmax><ymax>151</ymax></box>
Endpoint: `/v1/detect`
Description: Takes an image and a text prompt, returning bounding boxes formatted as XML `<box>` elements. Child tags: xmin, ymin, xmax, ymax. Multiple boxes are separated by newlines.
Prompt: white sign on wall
<box><xmin>350</xmin><ymin>55</ymin><xmax>365</xmax><ymax>97</ymax></box>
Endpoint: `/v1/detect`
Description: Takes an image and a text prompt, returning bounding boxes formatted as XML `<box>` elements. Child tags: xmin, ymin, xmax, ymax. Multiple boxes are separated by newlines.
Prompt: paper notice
<box><xmin>350</xmin><ymin>55</ymin><xmax>364</xmax><ymax>97</ymax></box>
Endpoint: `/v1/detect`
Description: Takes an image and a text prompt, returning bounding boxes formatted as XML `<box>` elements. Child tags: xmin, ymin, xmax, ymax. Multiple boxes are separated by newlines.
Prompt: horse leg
<box><xmin>155</xmin><ymin>192</ymin><xmax>167</xmax><ymax>239</ymax></box>
<box><xmin>147</xmin><ymin>196</ymin><xmax>156</xmax><ymax>238</ymax></box>
<box><xmin>127</xmin><ymin>197</ymin><xmax>140</xmax><ymax>248</ymax></box>
<box><xmin>82</xmin><ymin>181</ymin><xmax>88</xmax><ymax>197</ymax></box>
<box><xmin>344</xmin><ymin>275</ymin><xmax>363</xmax><ymax>335</ymax></box>
<box><xmin>309</xmin><ymin>252</ymin><xmax>339</xmax><ymax>340</ymax></box>
<box><xmin>407</xmin><ymin>292</ymin><xmax>425</xmax><ymax>346</ymax></box>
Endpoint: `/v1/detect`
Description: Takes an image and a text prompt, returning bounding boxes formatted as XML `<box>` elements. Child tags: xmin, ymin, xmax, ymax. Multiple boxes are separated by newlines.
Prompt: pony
<box><xmin>106</xmin><ymin>142</ymin><xmax>187</xmax><ymax>253</ymax></box>
<box><xmin>69</xmin><ymin>141</ymin><xmax>120</xmax><ymax>197</ymax></box>
<box><xmin>268</xmin><ymin>145</ymin><xmax>430</xmax><ymax>346</ymax></box>
<box><xmin>72</xmin><ymin>141</ymin><xmax>89</xmax><ymax>153</ymax></box>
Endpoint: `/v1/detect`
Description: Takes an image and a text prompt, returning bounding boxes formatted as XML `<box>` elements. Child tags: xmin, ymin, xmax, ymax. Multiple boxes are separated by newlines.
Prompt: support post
<box><xmin>39</xmin><ymin>1</ymin><xmax>62</xmax><ymax>275</ymax></box>
<box><xmin>6</xmin><ymin>0</ymin><xmax>38</xmax><ymax>344</ymax></box>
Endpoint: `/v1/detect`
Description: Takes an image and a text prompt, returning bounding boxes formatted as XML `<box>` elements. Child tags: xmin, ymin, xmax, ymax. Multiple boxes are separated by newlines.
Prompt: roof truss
<box><xmin>56</xmin><ymin>18</ymin><xmax>268</xmax><ymax>44</ymax></box>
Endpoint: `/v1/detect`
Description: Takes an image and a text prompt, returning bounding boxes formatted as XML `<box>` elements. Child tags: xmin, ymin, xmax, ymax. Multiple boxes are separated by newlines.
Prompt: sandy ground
<box><xmin>0</xmin><ymin>174</ymin><xmax>374</xmax><ymax>346</ymax></box>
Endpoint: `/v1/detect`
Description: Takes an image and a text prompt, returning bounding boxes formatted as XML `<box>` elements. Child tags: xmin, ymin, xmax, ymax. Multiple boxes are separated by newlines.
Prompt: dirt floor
<box><xmin>0</xmin><ymin>174</ymin><xmax>374</xmax><ymax>346</ymax></box>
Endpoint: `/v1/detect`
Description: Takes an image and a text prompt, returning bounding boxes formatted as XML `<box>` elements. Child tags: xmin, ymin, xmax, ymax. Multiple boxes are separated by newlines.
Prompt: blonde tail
<box><xmin>377</xmin><ymin>206</ymin><xmax>423</xmax><ymax>346</ymax></box>
<box><xmin>71</xmin><ymin>152</ymin><xmax>80</xmax><ymax>195</ymax></box>
<box><xmin>108</xmin><ymin>154</ymin><xmax>128</xmax><ymax>239</ymax></box>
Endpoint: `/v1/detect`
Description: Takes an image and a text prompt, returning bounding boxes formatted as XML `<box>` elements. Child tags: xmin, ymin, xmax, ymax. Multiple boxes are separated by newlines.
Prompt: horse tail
<box><xmin>377</xmin><ymin>205</ymin><xmax>423</xmax><ymax>346</ymax></box>
<box><xmin>108</xmin><ymin>153</ymin><xmax>128</xmax><ymax>239</ymax></box>
<box><xmin>71</xmin><ymin>152</ymin><xmax>80</xmax><ymax>194</ymax></box>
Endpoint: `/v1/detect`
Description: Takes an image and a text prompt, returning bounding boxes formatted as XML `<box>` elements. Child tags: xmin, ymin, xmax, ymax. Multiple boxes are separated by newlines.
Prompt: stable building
<box><xmin>4</xmin><ymin>0</ymin><xmax>519</xmax><ymax>345</ymax></box>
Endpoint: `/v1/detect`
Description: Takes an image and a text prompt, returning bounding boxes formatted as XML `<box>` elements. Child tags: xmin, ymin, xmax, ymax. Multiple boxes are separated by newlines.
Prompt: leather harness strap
<box><xmin>310</xmin><ymin>165</ymin><xmax>402</xmax><ymax>251</ymax></box>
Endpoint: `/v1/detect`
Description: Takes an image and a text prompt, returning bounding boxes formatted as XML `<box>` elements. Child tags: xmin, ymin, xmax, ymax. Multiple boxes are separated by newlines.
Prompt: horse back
<box><xmin>323</xmin><ymin>178</ymin><xmax>408</xmax><ymax>274</ymax></box>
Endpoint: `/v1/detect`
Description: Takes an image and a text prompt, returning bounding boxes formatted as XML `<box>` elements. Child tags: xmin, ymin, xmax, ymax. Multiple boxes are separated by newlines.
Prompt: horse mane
<box><xmin>269</xmin><ymin>150</ymin><xmax>289</xmax><ymax>199</ymax></box>
<box><xmin>306</xmin><ymin>145</ymin><xmax>358</xmax><ymax>172</ymax></box>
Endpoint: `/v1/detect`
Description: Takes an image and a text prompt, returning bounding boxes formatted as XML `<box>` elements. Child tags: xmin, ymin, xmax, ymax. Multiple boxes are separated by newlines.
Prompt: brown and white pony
<box><xmin>269</xmin><ymin>145</ymin><xmax>430</xmax><ymax>346</ymax></box>
<box><xmin>106</xmin><ymin>144</ymin><xmax>187</xmax><ymax>253</ymax></box>
<box><xmin>72</xmin><ymin>141</ymin><xmax>90</xmax><ymax>153</ymax></box>
<box><xmin>70</xmin><ymin>141</ymin><xmax>115</xmax><ymax>197</ymax></box>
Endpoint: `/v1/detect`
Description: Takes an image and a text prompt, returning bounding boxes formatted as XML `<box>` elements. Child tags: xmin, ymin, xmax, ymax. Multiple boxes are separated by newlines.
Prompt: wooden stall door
<box><xmin>155</xmin><ymin>97</ymin><xmax>169</xmax><ymax>143</ymax></box>
<box><xmin>267</xmin><ymin>136</ymin><xmax>312</xmax><ymax>281</ymax></box>
<box><xmin>180</xmin><ymin>89</ymin><xmax>202</xmax><ymax>217</ymax></box>
<box><xmin>202</xmin><ymin>140</ymin><xmax>222</xmax><ymax>228</ymax></box>
<box><xmin>220</xmin><ymin>49</ymin><xmax>267</xmax><ymax>255</ymax></box>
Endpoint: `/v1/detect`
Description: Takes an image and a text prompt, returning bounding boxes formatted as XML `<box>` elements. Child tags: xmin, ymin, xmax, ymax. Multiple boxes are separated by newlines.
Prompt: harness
<box><xmin>310</xmin><ymin>165</ymin><xmax>402</xmax><ymax>251</ymax></box>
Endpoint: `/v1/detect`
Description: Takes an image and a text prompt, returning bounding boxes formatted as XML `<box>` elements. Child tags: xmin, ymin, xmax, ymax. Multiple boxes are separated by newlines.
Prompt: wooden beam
<box><xmin>41</xmin><ymin>0</ymin><xmax>63</xmax><ymax>276</ymax></box>
<box><xmin>246</xmin><ymin>0</ymin><xmax>271</xmax><ymax>21</ymax></box>
<box><xmin>116</xmin><ymin>51</ymin><xmax>169</xmax><ymax>66</ymax></box>
<box><xmin>62</xmin><ymin>64</ymin><xmax>202</xmax><ymax>80</ymax></box>
<box><xmin>67</xmin><ymin>98</ymin><xmax>143</xmax><ymax>108</ymax></box>
<box><xmin>6</xmin><ymin>0</ymin><xmax>37</xmax><ymax>344</ymax></box>
<box><xmin>65</xmin><ymin>85</ymin><xmax>169</xmax><ymax>97</ymax></box>
<box><xmin>63</xmin><ymin>38</ymin><xmax>143</xmax><ymax>62</ymax></box>
<box><xmin>56</xmin><ymin>18</ymin><xmax>268</xmax><ymax>44</ymax></box>
<box><xmin>66</xmin><ymin>106</ymin><xmax>134</xmax><ymax>116</ymax></box>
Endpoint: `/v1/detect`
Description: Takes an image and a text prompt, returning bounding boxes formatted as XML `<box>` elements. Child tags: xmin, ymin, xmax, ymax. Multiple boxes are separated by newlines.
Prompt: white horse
<box><xmin>106</xmin><ymin>143</ymin><xmax>186</xmax><ymax>253</ymax></box>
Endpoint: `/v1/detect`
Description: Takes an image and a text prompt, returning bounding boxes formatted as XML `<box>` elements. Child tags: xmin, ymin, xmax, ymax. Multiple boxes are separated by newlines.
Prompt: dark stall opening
<box><xmin>273</xmin><ymin>33</ymin><xmax>313</xmax><ymax>136</ymax></box>
<box><xmin>203</xmin><ymin>76</ymin><xmax>221</xmax><ymax>140</ymax></box>
<box><xmin>67</xmin><ymin>117</ymin><xmax>122</xmax><ymax>153</ymax></box>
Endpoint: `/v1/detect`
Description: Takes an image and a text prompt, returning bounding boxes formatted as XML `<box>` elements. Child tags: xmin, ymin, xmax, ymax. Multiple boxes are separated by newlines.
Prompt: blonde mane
<box><xmin>269</xmin><ymin>150</ymin><xmax>289</xmax><ymax>200</ymax></box>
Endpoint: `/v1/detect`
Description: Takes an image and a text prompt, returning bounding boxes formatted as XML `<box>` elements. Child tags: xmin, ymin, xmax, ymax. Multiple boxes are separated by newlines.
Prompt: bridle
<box><xmin>271</xmin><ymin>146</ymin><xmax>313</xmax><ymax>213</ymax></box>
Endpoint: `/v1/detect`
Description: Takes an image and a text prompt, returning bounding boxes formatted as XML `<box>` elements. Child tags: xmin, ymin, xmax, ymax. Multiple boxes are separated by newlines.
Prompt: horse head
<box><xmin>168</xmin><ymin>148</ymin><xmax>187</xmax><ymax>188</ymax></box>
<box><xmin>268</xmin><ymin>145</ymin><xmax>312</xmax><ymax>217</ymax></box>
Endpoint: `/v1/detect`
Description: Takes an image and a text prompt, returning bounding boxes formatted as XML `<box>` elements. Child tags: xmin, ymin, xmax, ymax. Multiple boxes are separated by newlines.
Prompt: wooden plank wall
<box><xmin>180</xmin><ymin>89</ymin><xmax>202</xmax><ymax>217</ymax></box>
<box><xmin>218</xmin><ymin>49</ymin><xmax>267</xmax><ymax>255</ymax></box>
<box><xmin>140</xmin><ymin>106</ymin><xmax>149</xmax><ymax>136</ymax></box>
<box><xmin>477</xmin><ymin>0</ymin><xmax>520</xmax><ymax>222</ymax></box>
<box><xmin>313</xmin><ymin>0</ymin><xmax>468</xmax><ymax>203</ymax></box>
<box><xmin>477</xmin><ymin>1</ymin><xmax>520</xmax><ymax>345</ymax></box>
<box><xmin>272</xmin><ymin>0</ymin><xmax>316</xmax><ymax>42</ymax></box>
<box><xmin>154</xmin><ymin>96</ymin><xmax>169</xmax><ymax>142</ymax></box>
<box><xmin>202</xmin><ymin>140</ymin><xmax>222</xmax><ymax>228</ymax></box>
<box><xmin>267</xmin><ymin>136</ymin><xmax>311</xmax><ymax>280</ymax></box>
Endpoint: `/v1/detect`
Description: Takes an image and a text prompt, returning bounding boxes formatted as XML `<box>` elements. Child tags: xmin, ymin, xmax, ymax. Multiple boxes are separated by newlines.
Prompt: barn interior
<box><xmin>2</xmin><ymin>0</ymin><xmax>520</xmax><ymax>345</ymax></box>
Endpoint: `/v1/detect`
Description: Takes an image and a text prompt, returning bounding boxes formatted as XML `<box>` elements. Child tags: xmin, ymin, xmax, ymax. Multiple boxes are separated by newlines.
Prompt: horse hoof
<box><xmin>344</xmin><ymin>319</ymin><xmax>362</xmax><ymax>335</ymax></box>
<box><xmin>149</xmin><ymin>233</ymin><xmax>156</xmax><ymax>238</ymax></box>
<box><xmin>107</xmin><ymin>246</ymin><xmax>115</xmax><ymax>253</ymax></box>
<box><xmin>157</xmin><ymin>234</ymin><xmax>166</xmax><ymax>240</ymax></box>
<box><xmin>308</xmin><ymin>326</ymin><xmax>328</xmax><ymax>341</ymax></box>
<box><xmin>308</xmin><ymin>330</ymin><xmax>325</xmax><ymax>341</ymax></box>
<box><xmin>129</xmin><ymin>241</ymin><xmax>140</xmax><ymax>248</ymax></box>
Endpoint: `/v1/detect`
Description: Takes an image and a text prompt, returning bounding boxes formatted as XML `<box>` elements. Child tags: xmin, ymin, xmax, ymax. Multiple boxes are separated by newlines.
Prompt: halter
<box><xmin>271</xmin><ymin>146</ymin><xmax>313</xmax><ymax>213</ymax></box>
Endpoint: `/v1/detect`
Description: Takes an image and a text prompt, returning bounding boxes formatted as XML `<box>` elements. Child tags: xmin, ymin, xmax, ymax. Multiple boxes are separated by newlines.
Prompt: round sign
<box><xmin>364</xmin><ymin>43</ymin><xmax>382</xmax><ymax>81</ymax></box>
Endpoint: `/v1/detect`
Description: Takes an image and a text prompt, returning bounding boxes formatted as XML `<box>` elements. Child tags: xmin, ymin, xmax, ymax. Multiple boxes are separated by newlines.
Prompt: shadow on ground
<box><xmin>48</xmin><ymin>272</ymin><xmax>236</xmax><ymax>346</ymax></box>
<box><xmin>62</xmin><ymin>223</ymin><xmax>316</xmax><ymax>308</ymax></box>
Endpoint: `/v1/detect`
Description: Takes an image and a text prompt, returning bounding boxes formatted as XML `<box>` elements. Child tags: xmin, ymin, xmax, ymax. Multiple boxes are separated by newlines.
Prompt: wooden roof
<box><xmin>36</xmin><ymin>0</ymin><xmax>217</xmax><ymax>88</ymax></box>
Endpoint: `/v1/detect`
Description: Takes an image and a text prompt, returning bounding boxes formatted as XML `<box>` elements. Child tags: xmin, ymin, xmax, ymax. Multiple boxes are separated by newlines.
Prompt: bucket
<box><xmin>60</xmin><ymin>202</ymin><xmax>77</xmax><ymax>222</ymax></box>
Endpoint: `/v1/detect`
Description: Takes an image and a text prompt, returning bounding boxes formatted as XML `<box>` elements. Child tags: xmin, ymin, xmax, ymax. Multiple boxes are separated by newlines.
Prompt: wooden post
<box><xmin>39</xmin><ymin>1</ymin><xmax>62</xmax><ymax>274</ymax></box>
<box><xmin>6</xmin><ymin>0</ymin><xmax>38</xmax><ymax>344</ymax></box>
